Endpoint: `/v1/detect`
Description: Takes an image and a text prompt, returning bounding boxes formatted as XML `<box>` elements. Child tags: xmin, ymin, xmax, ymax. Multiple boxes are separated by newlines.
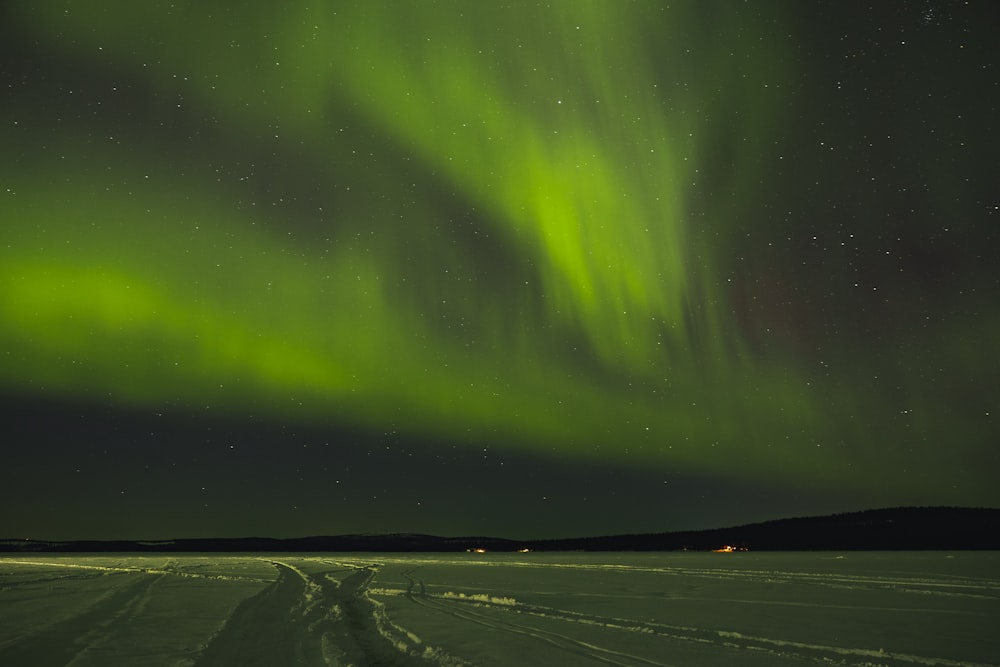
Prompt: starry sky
<box><xmin>2</xmin><ymin>1</ymin><xmax>998</xmax><ymax>542</ymax></box>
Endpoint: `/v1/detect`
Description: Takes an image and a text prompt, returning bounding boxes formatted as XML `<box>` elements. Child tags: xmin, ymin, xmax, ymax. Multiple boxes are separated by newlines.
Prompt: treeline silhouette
<box><xmin>4</xmin><ymin>507</ymin><xmax>999</xmax><ymax>553</ymax></box>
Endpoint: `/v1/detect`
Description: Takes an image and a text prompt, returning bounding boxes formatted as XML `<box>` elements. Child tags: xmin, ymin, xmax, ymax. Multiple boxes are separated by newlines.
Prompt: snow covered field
<box><xmin>0</xmin><ymin>551</ymin><xmax>997</xmax><ymax>666</ymax></box>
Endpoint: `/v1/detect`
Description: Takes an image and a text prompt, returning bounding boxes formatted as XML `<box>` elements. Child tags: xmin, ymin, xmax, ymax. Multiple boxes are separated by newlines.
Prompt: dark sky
<box><xmin>2</xmin><ymin>1</ymin><xmax>998</xmax><ymax>541</ymax></box>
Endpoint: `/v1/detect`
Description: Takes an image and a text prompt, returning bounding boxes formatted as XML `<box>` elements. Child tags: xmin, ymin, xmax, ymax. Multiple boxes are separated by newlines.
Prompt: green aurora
<box><xmin>2</xmin><ymin>1</ymin><xmax>998</xmax><ymax>529</ymax></box>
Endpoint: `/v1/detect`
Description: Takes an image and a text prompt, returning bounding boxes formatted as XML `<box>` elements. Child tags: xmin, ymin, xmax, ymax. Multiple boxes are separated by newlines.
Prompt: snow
<box><xmin>0</xmin><ymin>551</ymin><xmax>997</xmax><ymax>666</ymax></box>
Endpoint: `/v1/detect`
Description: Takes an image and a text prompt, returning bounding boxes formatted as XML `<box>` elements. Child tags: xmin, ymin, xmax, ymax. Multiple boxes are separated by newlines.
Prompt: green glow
<box><xmin>315</xmin><ymin>3</ymin><xmax>699</xmax><ymax>371</ymax></box>
<box><xmin>2</xmin><ymin>1</ymin><xmax>994</xmax><ymax>502</ymax></box>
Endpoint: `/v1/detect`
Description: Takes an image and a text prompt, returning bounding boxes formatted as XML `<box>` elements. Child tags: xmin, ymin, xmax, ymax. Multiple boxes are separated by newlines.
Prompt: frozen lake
<box><xmin>1</xmin><ymin>551</ymin><xmax>997</xmax><ymax>666</ymax></box>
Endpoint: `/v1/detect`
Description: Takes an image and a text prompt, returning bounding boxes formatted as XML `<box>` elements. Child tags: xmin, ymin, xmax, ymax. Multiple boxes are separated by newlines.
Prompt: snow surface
<box><xmin>0</xmin><ymin>551</ymin><xmax>997</xmax><ymax>666</ymax></box>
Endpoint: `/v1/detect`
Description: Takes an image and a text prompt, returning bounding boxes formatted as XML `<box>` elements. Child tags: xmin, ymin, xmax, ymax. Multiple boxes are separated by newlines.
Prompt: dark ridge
<box><xmin>3</xmin><ymin>506</ymin><xmax>999</xmax><ymax>553</ymax></box>
<box><xmin>527</xmin><ymin>506</ymin><xmax>1000</xmax><ymax>552</ymax></box>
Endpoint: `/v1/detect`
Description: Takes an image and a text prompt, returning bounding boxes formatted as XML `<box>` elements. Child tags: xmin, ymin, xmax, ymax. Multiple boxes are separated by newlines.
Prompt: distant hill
<box><xmin>527</xmin><ymin>506</ymin><xmax>1000</xmax><ymax>552</ymax></box>
<box><xmin>3</xmin><ymin>507</ymin><xmax>999</xmax><ymax>553</ymax></box>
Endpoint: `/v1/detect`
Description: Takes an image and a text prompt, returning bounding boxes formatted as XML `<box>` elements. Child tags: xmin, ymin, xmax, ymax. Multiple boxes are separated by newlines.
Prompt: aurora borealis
<box><xmin>2</xmin><ymin>1</ymin><xmax>998</xmax><ymax>540</ymax></box>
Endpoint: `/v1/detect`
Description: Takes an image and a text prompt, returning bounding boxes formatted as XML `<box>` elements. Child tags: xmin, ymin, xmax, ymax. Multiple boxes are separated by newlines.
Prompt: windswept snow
<box><xmin>1</xmin><ymin>551</ymin><xmax>997</xmax><ymax>666</ymax></box>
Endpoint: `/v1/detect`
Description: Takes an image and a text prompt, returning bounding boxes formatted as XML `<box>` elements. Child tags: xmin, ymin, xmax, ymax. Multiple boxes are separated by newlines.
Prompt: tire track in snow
<box><xmin>400</xmin><ymin>571</ymin><xmax>674</xmax><ymax>667</ymax></box>
<box><xmin>396</xmin><ymin>571</ymin><xmax>999</xmax><ymax>667</ymax></box>
<box><xmin>195</xmin><ymin>560</ymin><xmax>450</xmax><ymax>666</ymax></box>
<box><xmin>423</xmin><ymin>559</ymin><xmax>1000</xmax><ymax>600</ymax></box>
<box><xmin>0</xmin><ymin>570</ymin><xmax>163</xmax><ymax>666</ymax></box>
<box><xmin>311</xmin><ymin>563</ymin><xmax>465</xmax><ymax>666</ymax></box>
<box><xmin>195</xmin><ymin>562</ymin><xmax>311</xmax><ymax>666</ymax></box>
<box><xmin>323</xmin><ymin>565</ymin><xmax>424</xmax><ymax>666</ymax></box>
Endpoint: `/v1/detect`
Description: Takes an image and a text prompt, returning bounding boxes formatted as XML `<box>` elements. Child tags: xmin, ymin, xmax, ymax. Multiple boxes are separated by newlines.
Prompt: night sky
<box><xmin>2</xmin><ymin>1</ymin><xmax>998</xmax><ymax>542</ymax></box>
